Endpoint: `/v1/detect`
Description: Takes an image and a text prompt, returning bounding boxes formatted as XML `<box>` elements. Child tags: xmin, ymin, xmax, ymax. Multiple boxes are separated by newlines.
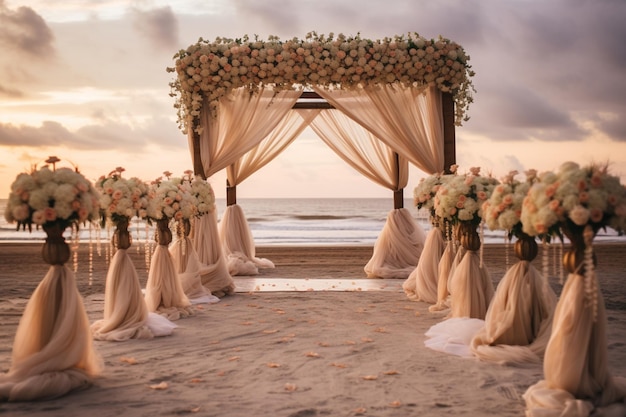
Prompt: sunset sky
<box><xmin>1</xmin><ymin>0</ymin><xmax>625</xmax><ymax>200</ymax></box>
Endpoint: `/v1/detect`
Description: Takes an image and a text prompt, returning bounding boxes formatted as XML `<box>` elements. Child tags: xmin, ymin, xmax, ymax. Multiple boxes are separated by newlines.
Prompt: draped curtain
<box><xmin>190</xmin><ymin>87</ymin><xmax>302</xmax><ymax>278</ymax></box>
<box><xmin>219</xmin><ymin>107</ymin><xmax>319</xmax><ymax>275</ymax></box>
<box><xmin>309</xmin><ymin>108</ymin><xmax>424</xmax><ymax>278</ymax></box>
<box><xmin>313</xmin><ymin>84</ymin><xmax>444</xmax><ymax>175</ymax></box>
<box><xmin>313</xmin><ymin>84</ymin><xmax>445</xmax><ymax>278</ymax></box>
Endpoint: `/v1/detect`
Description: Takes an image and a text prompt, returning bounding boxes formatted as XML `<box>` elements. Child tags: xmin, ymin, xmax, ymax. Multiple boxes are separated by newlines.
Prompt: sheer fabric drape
<box><xmin>524</xmin><ymin>272</ymin><xmax>626</xmax><ymax>416</ymax></box>
<box><xmin>191</xmin><ymin>213</ymin><xmax>234</xmax><ymax>297</ymax></box>
<box><xmin>403</xmin><ymin>226</ymin><xmax>445</xmax><ymax>303</ymax></box>
<box><xmin>309</xmin><ymin>108</ymin><xmax>425</xmax><ymax>278</ymax></box>
<box><xmin>313</xmin><ymin>84</ymin><xmax>444</xmax><ymax>174</ymax></box>
<box><xmin>221</xmin><ymin>109</ymin><xmax>319</xmax><ymax>275</ymax></box>
<box><xmin>470</xmin><ymin>260</ymin><xmax>556</xmax><ymax>365</ymax></box>
<box><xmin>192</xmin><ymin>87</ymin><xmax>301</xmax><ymax>276</ymax></box>
<box><xmin>170</xmin><ymin>236</ymin><xmax>221</xmax><ymax>304</ymax></box>
<box><xmin>313</xmin><ymin>84</ymin><xmax>443</xmax><ymax>278</ymax></box>
<box><xmin>0</xmin><ymin>266</ymin><xmax>102</xmax><ymax>401</ymax></box>
<box><xmin>91</xmin><ymin>249</ymin><xmax>154</xmax><ymax>341</ymax></box>
<box><xmin>145</xmin><ymin>245</ymin><xmax>193</xmax><ymax>321</ymax></box>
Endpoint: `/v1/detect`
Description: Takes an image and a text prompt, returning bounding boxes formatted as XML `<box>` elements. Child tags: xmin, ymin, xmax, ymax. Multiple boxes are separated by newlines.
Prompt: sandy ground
<box><xmin>0</xmin><ymin>242</ymin><xmax>624</xmax><ymax>416</ymax></box>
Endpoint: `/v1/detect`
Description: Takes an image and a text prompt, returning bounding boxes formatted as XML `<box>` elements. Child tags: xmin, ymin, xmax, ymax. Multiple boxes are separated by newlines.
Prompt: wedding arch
<box><xmin>167</xmin><ymin>32</ymin><xmax>475</xmax><ymax>278</ymax></box>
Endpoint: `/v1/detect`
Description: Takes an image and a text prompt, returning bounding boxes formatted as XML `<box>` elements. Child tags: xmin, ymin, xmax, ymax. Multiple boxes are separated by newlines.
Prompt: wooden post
<box><xmin>442</xmin><ymin>92</ymin><xmax>456</xmax><ymax>174</ymax></box>
<box><xmin>393</xmin><ymin>151</ymin><xmax>403</xmax><ymax>209</ymax></box>
<box><xmin>226</xmin><ymin>181</ymin><xmax>236</xmax><ymax>206</ymax></box>
<box><xmin>393</xmin><ymin>189</ymin><xmax>404</xmax><ymax>210</ymax></box>
<box><xmin>190</xmin><ymin>121</ymin><xmax>205</xmax><ymax>180</ymax></box>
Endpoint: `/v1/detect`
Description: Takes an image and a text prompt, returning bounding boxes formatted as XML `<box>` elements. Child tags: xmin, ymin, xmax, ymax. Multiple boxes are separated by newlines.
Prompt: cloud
<box><xmin>0</xmin><ymin>83</ymin><xmax>24</xmax><ymax>98</ymax></box>
<box><xmin>0</xmin><ymin>0</ymin><xmax>55</xmax><ymax>57</ymax></box>
<box><xmin>131</xmin><ymin>6</ymin><xmax>179</xmax><ymax>50</ymax></box>
<box><xmin>0</xmin><ymin>117</ymin><xmax>185</xmax><ymax>151</ymax></box>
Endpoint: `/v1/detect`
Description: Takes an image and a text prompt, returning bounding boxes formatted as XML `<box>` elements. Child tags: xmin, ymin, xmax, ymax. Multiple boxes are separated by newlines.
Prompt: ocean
<box><xmin>0</xmin><ymin>198</ymin><xmax>623</xmax><ymax>246</ymax></box>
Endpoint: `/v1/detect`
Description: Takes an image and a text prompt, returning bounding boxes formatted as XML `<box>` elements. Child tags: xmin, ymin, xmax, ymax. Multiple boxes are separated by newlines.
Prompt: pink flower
<box><xmin>579</xmin><ymin>191</ymin><xmax>589</xmax><ymax>203</ymax></box>
<box><xmin>549</xmin><ymin>200</ymin><xmax>560</xmax><ymax>211</ymax></box>
<box><xmin>112</xmin><ymin>190</ymin><xmax>124</xmax><ymax>200</ymax></box>
<box><xmin>590</xmin><ymin>208</ymin><xmax>604</xmax><ymax>223</ymax></box>
<box><xmin>44</xmin><ymin>207</ymin><xmax>57</xmax><ymax>222</ymax></box>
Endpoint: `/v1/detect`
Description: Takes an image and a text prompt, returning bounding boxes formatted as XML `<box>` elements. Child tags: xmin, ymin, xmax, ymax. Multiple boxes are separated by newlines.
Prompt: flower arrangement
<box><xmin>5</xmin><ymin>159</ymin><xmax>100</xmax><ymax>231</ymax></box>
<box><xmin>96</xmin><ymin>167</ymin><xmax>149</xmax><ymax>226</ymax></box>
<box><xmin>168</xmin><ymin>32</ymin><xmax>475</xmax><ymax>133</ymax></box>
<box><xmin>146</xmin><ymin>173</ymin><xmax>199</xmax><ymax>222</ymax></box>
<box><xmin>521</xmin><ymin>161</ymin><xmax>626</xmax><ymax>239</ymax></box>
<box><xmin>433</xmin><ymin>167</ymin><xmax>499</xmax><ymax>226</ymax></box>
<box><xmin>413</xmin><ymin>167</ymin><xmax>458</xmax><ymax>220</ymax></box>
<box><xmin>482</xmin><ymin>169</ymin><xmax>537</xmax><ymax>239</ymax></box>
<box><xmin>183</xmin><ymin>170</ymin><xmax>215</xmax><ymax>216</ymax></box>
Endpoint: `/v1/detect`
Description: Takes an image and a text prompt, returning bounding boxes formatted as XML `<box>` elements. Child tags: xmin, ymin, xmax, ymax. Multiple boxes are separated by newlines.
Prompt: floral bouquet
<box><xmin>96</xmin><ymin>167</ymin><xmax>149</xmax><ymax>226</ymax></box>
<box><xmin>184</xmin><ymin>170</ymin><xmax>215</xmax><ymax>217</ymax></box>
<box><xmin>521</xmin><ymin>161</ymin><xmax>626</xmax><ymax>239</ymax></box>
<box><xmin>433</xmin><ymin>166</ymin><xmax>499</xmax><ymax>227</ymax></box>
<box><xmin>5</xmin><ymin>162</ymin><xmax>100</xmax><ymax>232</ymax></box>
<box><xmin>146</xmin><ymin>173</ymin><xmax>198</xmax><ymax>223</ymax></box>
<box><xmin>482</xmin><ymin>169</ymin><xmax>537</xmax><ymax>239</ymax></box>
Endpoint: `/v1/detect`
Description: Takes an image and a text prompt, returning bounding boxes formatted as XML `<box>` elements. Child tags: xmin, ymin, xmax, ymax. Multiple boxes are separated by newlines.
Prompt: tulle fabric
<box><xmin>91</xmin><ymin>249</ymin><xmax>155</xmax><ymax>341</ymax></box>
<box><xmin>429</xmin><ymin>240</ymin><xmax>456</xmax><ymax>312</ymax></box>
<box><xmin>144</xmin><ymin>245</ymin><xmax>193</xmax><ymax>321</ymax></box>
<box><xmin>0</xmin><ymin>265</ymin><xmax>102</xmax><ymax>401</ymax></box>
<box><xmin>364</xmin><ymin>208</ymin><xmax>426</xmax><ymax>279</ymax></box>
<box><xmin>470</xmin><ymin>261</ymin><xmax>557</xmax><ymax>365</ymax></box>
<box><xmin>524</xmin><ymin>272</ymin><xmax>626</xmax><ymax>416</ymax></box>
<box><xmin>219</xmin><ymin>204</ymin><xmax>274</xmax><ymax>276</ymax></box>
<box><xmin>403</xmin><ymin>226</ymin><xmax>445</xmax><ymax>303</ymax></box>
<box><xmin>448</xmin><ymin>251</ymin><xmax>494</xmax><ymax>320</ymax></box>
<box><xmin>191</xmin><ymin>213</ymin><xmax>235</xmax><ymax>296</ymax></box>
<box><xmin>424</xmin><ymin>317</ymin><xmax>485</xmax><ymax>357</ymax></box>
<box><xmin>170</xmin><ymin>236</ymin><xmax>220</xmax><ymax>305</ymax></box>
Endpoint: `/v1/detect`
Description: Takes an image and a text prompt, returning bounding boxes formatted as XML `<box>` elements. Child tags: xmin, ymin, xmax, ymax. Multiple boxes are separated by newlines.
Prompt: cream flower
<box><xmin>167</xmin><ymin>32</ymin><xmax>475</xmax><ymax>134</ymax></box>
<box><xmin>521</xmin><ymin>161</ymin><xmax>626</xmax><ymax>238</ymax></box>
<box><xmin>5</xmin><ymin>165</ymin><xmax>100</xmax><ymax>231</ymax></box>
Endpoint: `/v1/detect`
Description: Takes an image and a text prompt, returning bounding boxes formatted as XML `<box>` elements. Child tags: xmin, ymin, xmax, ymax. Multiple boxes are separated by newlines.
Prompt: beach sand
<box><xmin>0</xmin><ymin>242</ymin><xmax>624</xmax><ymax>416</ymax></box>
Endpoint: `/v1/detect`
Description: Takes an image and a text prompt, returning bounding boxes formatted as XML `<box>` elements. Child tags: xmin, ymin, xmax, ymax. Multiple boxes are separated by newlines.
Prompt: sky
<box><xmin>1</xmin><ymin>0</ymin><xmax>625</xmax><ymax>200</ymax></box>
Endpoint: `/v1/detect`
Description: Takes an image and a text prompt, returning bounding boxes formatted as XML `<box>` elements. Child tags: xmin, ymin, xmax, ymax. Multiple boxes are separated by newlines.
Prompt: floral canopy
<box><xmin>167</xmin><ymin>32</ymin><xmax>475</xmax><ymax>278</ymax></box>
<box><xmin>168</xmin><ymin>32</ymin><xmax>474</xmax><ymax>134</ymax></box>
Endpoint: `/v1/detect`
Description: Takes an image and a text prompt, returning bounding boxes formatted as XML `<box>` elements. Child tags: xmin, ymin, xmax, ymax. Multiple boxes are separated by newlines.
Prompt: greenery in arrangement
<box><xmin>168</xmin><ymin>32</ymin><xmax>475</xmax><ymax>134</ymax></box>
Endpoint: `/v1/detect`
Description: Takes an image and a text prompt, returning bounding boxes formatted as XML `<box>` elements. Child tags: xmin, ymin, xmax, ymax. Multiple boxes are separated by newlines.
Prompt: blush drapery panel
<box><xmin>220</xmin><ymin>109</ymin><xmax>320</xmax><ymax>275</ymax></box>
<box><xmin>309</xmin><ymin>109</ymin><xmax>425</xmax><ymax>278</ymax></box>
<box><xmin>191</xmin><ymin>87</ymin><xmax>302</xmax><ymax>278</ymax></box>
<box><xmin>313</xmin><ymin>84</ymin><xmax>444</xmax><ymax>175</ymax></box>
<box><xmin>193</xmin><ymin>87</ymin><xmax>303</xmax><ymax>178</ymax></box>
<box><xmin>314</xmin><ymin>84</ymin><xmax>443</xmax><ymax>279</ymax></box>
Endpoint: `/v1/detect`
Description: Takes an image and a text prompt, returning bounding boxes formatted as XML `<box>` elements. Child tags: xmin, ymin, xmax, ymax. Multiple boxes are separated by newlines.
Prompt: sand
<box><xmin>0</xmin><ymin>242</ymin><xmax>624</xmax><ymax>416</ymax></box>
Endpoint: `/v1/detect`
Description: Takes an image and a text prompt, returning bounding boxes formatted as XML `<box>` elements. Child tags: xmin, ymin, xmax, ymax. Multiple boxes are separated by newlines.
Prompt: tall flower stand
<box><xmin>144</xmin><ymin>218</ymin><xmax>193</xmax><ymax>321</ymax></box>
<box><xmin>470</xmin><ymin>233</ymin><xmax>557</xmax><ymax>365</ymax></box>
<box><xmin>170</xmin><ymin>219</ymin><xmax>220</xmax><ymax>304</ymax></box>
<box><xmin>448</xmin><ymin>221</ymin><xmax>494</xmax><ymax>319</ymax></box>
<box><xmin>429</xmin><ymin>221</ymin><xmax>457</xmax><ymax>312</ymax></box>
<box><xmin>523</xmin><ymin>224</ymin><xmax>626</xmax><ymax>416</ymax></box>
<box><xmin>191</xmin><ymin>213</ymin><xmax>235</xmax><ymax>297</ymax></box>
<box><xmin>0</xmin><ymin>223</ymin><xmax>102</xmax><ymax>401</ymax></box>
<box><xmin>91</xmin><ymin>219</ymin><xmax>175</xmax><ymax>341</ymax></box>
<box><xmin>403</xmin><ymin>221</ymin><xmax>445</xmax><ymax>304</ymax></box>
